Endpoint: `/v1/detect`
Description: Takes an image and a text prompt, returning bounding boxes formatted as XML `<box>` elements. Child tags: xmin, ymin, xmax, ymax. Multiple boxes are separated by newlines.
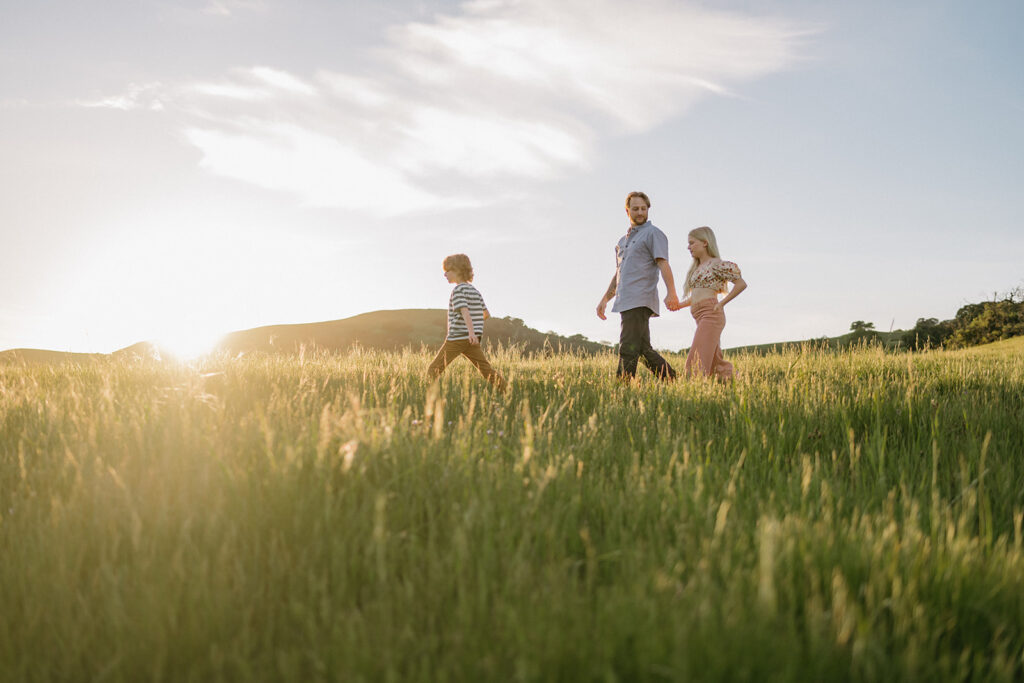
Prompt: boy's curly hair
<box><xmin>443</xmin><ymin>253</ymin><xmax>474</xmax><ymax>282</ymax></box>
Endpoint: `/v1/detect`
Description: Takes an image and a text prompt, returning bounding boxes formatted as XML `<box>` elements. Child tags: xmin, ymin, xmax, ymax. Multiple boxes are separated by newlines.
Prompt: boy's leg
<box><xmin>427</xmin><ymin>340</ymin><xmax>461</xmax><ymax>380</ymax></box>
<box><xmin>462</xmin><ymin>342</ymin><xmax>508</xmax><ymax>392</ymax></box>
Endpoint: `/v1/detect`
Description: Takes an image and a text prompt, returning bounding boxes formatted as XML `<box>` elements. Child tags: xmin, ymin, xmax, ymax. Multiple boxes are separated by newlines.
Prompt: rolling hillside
<box><xmin>213</xmin><ymin>309</ymin><xmax>607</xmax><ymax>356</ymax></box>
<box><xmin>4</xmin><ymin>309</ymin><xmax>1020</xmax><ymax>364</ymax></box>
<box><xmin>0</xmin><ymin>310</ymin><xmax>609</xmax><ymax>363</ymax></box>
<box><xmin>725</xmin><ymin>330</ymin><xmax>906</xmax><ymax>355</ymax></box>
<box><xmin>0</xmin><ymin>349</ymin><xmax>105</xmax><ymax>364</ymax></box>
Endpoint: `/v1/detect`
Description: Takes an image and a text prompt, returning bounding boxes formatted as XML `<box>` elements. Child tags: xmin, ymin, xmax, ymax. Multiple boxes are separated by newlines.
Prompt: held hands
<box><xmin>664</xmin><ymin>291</ymin><xmax>681</xmax><ymax>311</ymax></box>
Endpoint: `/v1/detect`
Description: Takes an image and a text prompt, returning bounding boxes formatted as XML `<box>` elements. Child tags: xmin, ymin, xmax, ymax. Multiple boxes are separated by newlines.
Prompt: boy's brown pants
<box><xmin>427</xmin><ymin>339</ymin><xmax>507</xmax><ymax>391</ymax></box>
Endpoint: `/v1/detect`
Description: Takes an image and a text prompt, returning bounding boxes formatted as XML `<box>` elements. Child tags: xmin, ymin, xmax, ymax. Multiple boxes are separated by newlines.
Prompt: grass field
<box><xmin>2</xmin><ymin>338</ymin><xmax>1024</xmax><ymax>681</ymax></box>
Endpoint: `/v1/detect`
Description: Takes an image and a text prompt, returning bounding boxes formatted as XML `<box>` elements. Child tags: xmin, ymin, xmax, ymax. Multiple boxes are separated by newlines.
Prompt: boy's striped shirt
<box><xmin>447</xmin><ymin>283</ymin><xmax>487</xmax><ymax>340</ymax></box>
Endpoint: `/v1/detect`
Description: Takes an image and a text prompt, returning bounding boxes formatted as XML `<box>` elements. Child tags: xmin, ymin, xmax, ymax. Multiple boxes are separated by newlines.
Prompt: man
<box><xmin>596</xmin><ymin>191</ymin><xmax>679</xmax><ymax>381</ymax></box>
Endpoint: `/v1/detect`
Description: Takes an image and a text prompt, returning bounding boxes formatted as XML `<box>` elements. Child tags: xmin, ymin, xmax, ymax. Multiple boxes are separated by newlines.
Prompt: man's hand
<box><xmin>597</xmin><ymin>273</ymin><xmax>616</xmax><ymax>320</ymax></box>
<box><xmin>664</xmin><ymin>291</ymin><xmax>680</xmax><ymax>311</ymax></box>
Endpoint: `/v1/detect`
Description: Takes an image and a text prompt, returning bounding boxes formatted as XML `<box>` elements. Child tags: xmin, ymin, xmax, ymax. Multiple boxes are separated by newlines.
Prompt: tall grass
<box><xmin>2</xmin><ymin>340</ymin><xmax>1023</xmax><ymax>681</ymax></box>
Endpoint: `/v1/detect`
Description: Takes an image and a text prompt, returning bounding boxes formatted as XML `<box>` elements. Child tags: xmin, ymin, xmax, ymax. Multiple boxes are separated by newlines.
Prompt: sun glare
<box><xmin>157</xmin><ymin>330</ymin><xmax>226</xmax><ymax>361</ymax></box>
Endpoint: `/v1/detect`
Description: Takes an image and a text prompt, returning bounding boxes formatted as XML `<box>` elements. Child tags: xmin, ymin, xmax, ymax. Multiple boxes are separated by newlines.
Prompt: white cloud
<box><xmin>183</xmin><ymin>122</ymin><xmax>464</xmax><ymax>214</ymax></box>
<box><xmin>91</xmin><ymin>0</ymin><xmax>812</xmax><ymax>213</ymax></box>
<box><xmin>185</xmin><ymin>67</ymin><xmax>314</xmax><ymax>102</ymax></box>
<box><xmin>395</xmin><ymin>105</ymin><xmax>589</xmax><ymax>177</ymax></box>
<box><xmin>202</xmin><ymin>1</ymin><xmax>232</xmax><ymax>16</ymax></box>
<box><xmin>201</xmin><ymin>0</ymin><xmax>267</xmax><ymax>17</ymax></box>
<box><xmin>77</xmin><ymin>82</ymin><xmax>166</xmax><ymax>111</ymax></box>
<box><xmin>189</xmin><ymin>81</ymin><xmax>272</xmax><ymax>101</ymax></box>
<box><xmin>248</xmin><ymin>67</ymin><xmax>317</xmax><ymax>96</ymax></box>
<box><xmin>317</xmin><ymin>72</ymin><xmax>394</xmax><ymax>109</ymax></box>
<box><xmin>385</xmin><ymin>0</ymin><xmax>809</xmax><ymax>131</ymax></box>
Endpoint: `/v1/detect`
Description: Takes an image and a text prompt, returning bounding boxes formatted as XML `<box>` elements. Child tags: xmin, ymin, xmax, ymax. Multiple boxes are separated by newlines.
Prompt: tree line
<box><xmin>898</xmin><ymin>287</ymin><xmax>1024</xmax><ymax>350</ymax></box>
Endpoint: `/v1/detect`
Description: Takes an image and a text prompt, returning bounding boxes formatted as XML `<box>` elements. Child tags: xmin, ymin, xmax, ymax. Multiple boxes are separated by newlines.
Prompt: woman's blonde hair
<box><xmin>443</xmin><ymin>253</ymin><xmax>474</xmax><ymax>282</ymax></box>
<box><xmin>683</xmin><ymin>226</ymin><xmax>724</xmax><ymax>296</ymax></box>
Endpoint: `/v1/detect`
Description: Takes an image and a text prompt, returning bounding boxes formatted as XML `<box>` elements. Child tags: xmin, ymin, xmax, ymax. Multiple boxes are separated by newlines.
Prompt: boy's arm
<box><xmin>596</xmin><ymin>272</ymin><xmax>617</xmax><ymax>320</ymax></box>
<box><xmin>459</xmin><ymin>307</ymin><xmax>479</xmax><ymax>344</ymax></box>
<box><xmin>656</xmin><ymin>258</ymin><xmax>680</xmax><ymax>309</ymax></box>
<box><xmin>483</xmin><ymin>308</ymin><xmax>491</xmax><ymax>320</ymax></box>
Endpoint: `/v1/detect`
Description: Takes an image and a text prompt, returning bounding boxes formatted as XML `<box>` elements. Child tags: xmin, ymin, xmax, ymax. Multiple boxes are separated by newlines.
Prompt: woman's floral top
<box><xmin>687</xmin><ymin>258</ymin><xmax>742</xmax><ymax>291</ymax></box>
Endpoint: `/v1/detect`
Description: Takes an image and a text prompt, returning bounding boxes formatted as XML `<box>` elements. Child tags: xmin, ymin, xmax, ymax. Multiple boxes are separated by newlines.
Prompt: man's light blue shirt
<box><xmin>611</xmin><ymin>221</ymin><xmax>670</xmax><ymax>316</ymax></box>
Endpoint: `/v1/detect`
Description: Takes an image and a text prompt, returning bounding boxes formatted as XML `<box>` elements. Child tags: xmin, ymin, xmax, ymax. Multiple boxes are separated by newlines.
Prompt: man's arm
<box><xmin>656</xmin><ymin>258</ymin><xmax>680</xmax><ymax>310</ymax></box>
<box><xmin>596</xmin><ymin>273</ymin><xmax>617</xmax><ymax>320</ymax></box>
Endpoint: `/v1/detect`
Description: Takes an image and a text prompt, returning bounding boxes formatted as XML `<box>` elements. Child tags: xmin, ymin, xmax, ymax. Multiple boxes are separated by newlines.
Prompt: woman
<box><xmin>669</xmin><ymin>226</ymin><xmax>747</xmax><ymax>380</ymax></box>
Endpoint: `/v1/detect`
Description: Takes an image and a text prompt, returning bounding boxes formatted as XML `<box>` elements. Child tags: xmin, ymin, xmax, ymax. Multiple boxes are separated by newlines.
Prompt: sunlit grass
<box><xmin>1</xmin><ymin>340</ymin><xmax>1023</xmax><ymax>680</ymax></box>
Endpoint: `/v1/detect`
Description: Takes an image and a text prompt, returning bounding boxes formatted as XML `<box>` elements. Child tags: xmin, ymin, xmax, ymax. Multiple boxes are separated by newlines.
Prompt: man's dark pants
<box><xmin>617</xmin><ymin>307</ymin><xmax>676</xmax><ymax>380</ymax></box>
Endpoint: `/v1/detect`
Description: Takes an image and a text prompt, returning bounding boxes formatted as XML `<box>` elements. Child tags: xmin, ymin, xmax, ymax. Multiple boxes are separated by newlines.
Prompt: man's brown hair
<box><xmin>625</xmin><ymin>191</ymin><xmax>651</xmax><ymax>209</ymax></box>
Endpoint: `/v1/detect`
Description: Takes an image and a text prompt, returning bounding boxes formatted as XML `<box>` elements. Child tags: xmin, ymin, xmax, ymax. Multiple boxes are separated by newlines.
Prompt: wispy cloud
<box><xmin>183</xmin><ymin>121</ymin><xmax>454</xmax><ymax>213</ymax></box>
<box><xmin>383</xmin><ymin>0</ymin><xmax>809</xmax><ymax>132</ymax></box>
<box><xmin>87</xmin><ymin>0</ymin><xmax>813</xmax><ymax>214</ymax></box>
<box><xmin>201</xmin><ymin>0</ymin><xmax>267</xmax><ymax>17</ymax></box>
<box><xmin>77</xmin><ymin>82</ymin><xmax>166</xmax><ymax>111</ymax></box>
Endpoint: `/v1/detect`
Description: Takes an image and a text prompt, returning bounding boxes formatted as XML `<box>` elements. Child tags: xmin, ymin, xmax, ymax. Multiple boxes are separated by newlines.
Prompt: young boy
<box><xmin>427</xmin><ymin>253</ymin><xmax>507</xmax><ymax>392</ymax></box>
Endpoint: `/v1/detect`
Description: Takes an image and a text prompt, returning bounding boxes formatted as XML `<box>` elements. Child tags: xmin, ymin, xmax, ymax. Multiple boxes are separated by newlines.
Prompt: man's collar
<box><xmin>627</xmin><ymin>220</ymin><xmax>650</xmax><ymax>235</ymax></box>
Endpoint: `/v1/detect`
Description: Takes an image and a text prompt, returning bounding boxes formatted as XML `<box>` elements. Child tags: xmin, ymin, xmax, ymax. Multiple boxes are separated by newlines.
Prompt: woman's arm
<box><xmin>715</xmin><ymin>277</ymin><xmax>747</xmax><ymax>310</ymax></box>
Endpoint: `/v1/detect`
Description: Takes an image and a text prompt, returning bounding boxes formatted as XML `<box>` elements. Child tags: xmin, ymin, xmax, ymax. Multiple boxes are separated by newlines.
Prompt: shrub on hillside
<box><xmin>947</xmin><ymin>293</ymin><xmax>1024</xmax><ymax>348</ymax></box>
<box><xmin>905</xmin><ymin>288</ymin><xmax>1024</xmax><ymax>350</ymax></box>
<box><xmin>901</xmin><ymin>317</ymin><xmax>956</xmax><ymax>350</ymax></box>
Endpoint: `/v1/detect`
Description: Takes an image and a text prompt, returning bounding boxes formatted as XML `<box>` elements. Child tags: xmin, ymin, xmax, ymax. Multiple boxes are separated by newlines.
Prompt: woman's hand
<box><xmin>715</xmin><ymin>278</ymin><xmax>747</xmax><ymax>312</ymax></box>
<box><xmin>667</xmin><ymin>297</ymin><xmax>691</xmax><ymax>312</ymax></box>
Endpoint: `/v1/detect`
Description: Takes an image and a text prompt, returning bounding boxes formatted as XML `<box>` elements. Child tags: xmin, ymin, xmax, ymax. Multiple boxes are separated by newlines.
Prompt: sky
<box><xmin>2</xmin><ymin>0</ymin><xmax>1022</xmax><ymax>357</ymax></box>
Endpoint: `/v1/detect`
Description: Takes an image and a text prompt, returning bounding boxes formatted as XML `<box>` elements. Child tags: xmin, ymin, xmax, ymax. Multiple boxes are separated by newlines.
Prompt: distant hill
<box><xmin>0</xmin><ymin>348</ymin><xmax>105</xmax><ymax>364</ymax></box>
<box><xmin>948</xmin><ymin>334</ymin><xmax>1024</xmax><ymax>357</ymax></box>
<box><xmin>0</xmin><ymin>310</ymin><xmax>609</xmax><ymax>364</ymax></box>
<box><xmin>0</xmin><ymin>343</ymin><xmax>162</xmax><ymax>364</ymax></box>
<box><xmin>4</xmin><ymin>311</ymin><xmax>1019</xmax><ymax>365</ymax></box>
<box><xmin>214</xmin><ymin>309</ymin><xmax>608</xmax><ymax>356</ymax></box>
<box><xmin>725</xmin><ymin>330</ymin><xmax>906</xmax><ymax>355</ymax></box>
